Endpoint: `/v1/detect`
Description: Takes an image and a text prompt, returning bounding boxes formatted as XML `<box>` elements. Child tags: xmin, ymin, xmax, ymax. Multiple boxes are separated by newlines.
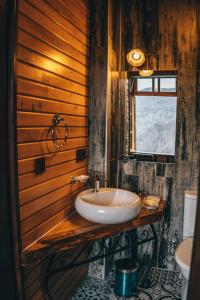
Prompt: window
<box><xmin>130</xmin><ymin>75</ymin><xmax>177</xmax><ymax>158</ymax></box>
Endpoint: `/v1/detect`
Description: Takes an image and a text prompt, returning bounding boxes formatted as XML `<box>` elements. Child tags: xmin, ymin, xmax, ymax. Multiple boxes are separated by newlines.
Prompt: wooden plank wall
<box><xmin>120</xmin><ymin>0</ymin><xmax>200</xmax><ymax>238</ymax></box>
<box><xmin>88</xmin><ymin>0</ymin><xmax>109</xmax><ymax>180</ymax></box>
<box><xmin>108</xmin><ymin>0</ymin><xmax>123</xmax><ymax>187</ymax></box>
<box><xmin>89</xmin><ymin>0</ymin><xmax>200</xmax><ymax>243</ymax></box>
<box><xmin>16</xmin><ymin>0</ymin><xmax>89</xmax><ymax>298</ymax></box>
<box><xmin>88</xmin><ymin>0</ymin><xmax>122</xmax><ymax>186</ymax></box>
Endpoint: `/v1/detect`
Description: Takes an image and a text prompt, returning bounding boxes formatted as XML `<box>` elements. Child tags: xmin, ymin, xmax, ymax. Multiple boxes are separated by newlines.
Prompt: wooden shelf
<box><xmin>22</xmin><ymin>201</ymin><xmax>165</xmax><ymax>262</ymax></box>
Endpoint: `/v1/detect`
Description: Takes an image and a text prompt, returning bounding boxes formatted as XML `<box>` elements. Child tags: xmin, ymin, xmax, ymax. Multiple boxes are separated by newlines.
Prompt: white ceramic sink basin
<box><xmin>75</xmin><ymin>188</ymin><xmax>141</xmax><ymax>224</ymax></box>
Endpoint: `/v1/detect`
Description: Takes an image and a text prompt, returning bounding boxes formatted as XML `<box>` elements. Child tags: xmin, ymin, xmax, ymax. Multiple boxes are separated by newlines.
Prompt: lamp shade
<box><xmin>138</xmin><ymin>54</ymin><xmax>157</xmax><ymax>77</ymax></box>
<box><xmin>126</xmin><ymin>49</ymin><xmax>145</xmax><ymax>67</ymax></box>
<box><xmin>139</xmin><ymin>69</ymin><xmax>154</xmax><ymax>77</ymax></box>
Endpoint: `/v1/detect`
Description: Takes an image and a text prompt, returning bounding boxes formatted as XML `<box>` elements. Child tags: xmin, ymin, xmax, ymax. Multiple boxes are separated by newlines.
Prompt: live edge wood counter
<box><xmin>22</xmin><ymin>201</ymin><xmax>164</xmax><ymax>263</ymax></box>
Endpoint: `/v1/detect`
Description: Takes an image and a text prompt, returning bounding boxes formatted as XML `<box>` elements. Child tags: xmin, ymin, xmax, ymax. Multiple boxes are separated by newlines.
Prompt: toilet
<box><xmin>175</xmin><ymin>190</ymin><xmax>197</xmax><ymax>299</ymax></box>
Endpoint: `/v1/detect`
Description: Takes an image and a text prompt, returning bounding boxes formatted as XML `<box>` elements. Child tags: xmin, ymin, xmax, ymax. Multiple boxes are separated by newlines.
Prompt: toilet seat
<box><xmin>175</xmin><ymin>237</ymin><xmax>193</xmax><ymax>279</ymax></box>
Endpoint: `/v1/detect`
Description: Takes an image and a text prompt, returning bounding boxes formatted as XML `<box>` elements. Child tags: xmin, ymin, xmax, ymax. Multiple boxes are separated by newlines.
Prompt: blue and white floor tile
<box><xmin>71</xmin><ymin>268</ymin><xmax>182</xmax><ymax>300</ymax></box>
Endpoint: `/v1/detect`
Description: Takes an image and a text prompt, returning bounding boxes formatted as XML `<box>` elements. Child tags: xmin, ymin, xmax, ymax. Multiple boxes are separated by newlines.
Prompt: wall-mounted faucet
<box><xmin>71</xmin><ymin>172</ymin><xmax>100</xmax><ymax>192</ymax></box>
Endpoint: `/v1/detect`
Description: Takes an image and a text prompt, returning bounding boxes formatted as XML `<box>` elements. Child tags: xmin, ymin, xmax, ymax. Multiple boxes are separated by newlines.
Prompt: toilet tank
<box><xmin>183</xmin><ymin>190</ymin><xmax>197</xmax><ymax>239</ymax></box>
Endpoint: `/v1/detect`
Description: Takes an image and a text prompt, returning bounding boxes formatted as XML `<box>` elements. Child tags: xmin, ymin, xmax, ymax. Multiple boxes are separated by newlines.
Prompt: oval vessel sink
<box><xmin>75</xmin><ymin>188</ymin><xmax>141</xmax><ymax>224</ymax></box>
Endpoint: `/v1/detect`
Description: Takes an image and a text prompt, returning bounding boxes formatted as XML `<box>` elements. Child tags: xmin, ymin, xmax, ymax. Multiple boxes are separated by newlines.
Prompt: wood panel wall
<box><xmin>120</xmin><ymin>0</ymin><xmax>200</xmax><ymax>237</ymax></box>
<box><xmin>16</xmin><ymin>0</ymin><xmax>89</xmax><ymax>298</ymax></box>
<box><xmin>89</xmin><ymin>0</ymin><xmax>200</xmax><ymax>253</ymax></box>
<box><xmin>88</xmin><ymin>0</ymin><xmax>122</xmax><ymax>186</ymax></box>
<box><xmin>88</xmin><ymin>0</ymin><xmax>109</xmax><ymax>180</ymax></box>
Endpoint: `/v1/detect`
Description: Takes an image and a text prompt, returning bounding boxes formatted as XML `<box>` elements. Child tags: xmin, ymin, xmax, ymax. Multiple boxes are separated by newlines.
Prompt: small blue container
<box><xmin>114</xmin><ymin>258</ymin><xmax>138</xmax><ymax>297</ymax></box>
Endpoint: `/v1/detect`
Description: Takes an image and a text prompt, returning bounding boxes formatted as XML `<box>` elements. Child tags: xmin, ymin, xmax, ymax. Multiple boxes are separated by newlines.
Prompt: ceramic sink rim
<box><xmin>75</xmin><ymin>187</ymin><xmax>142</xmax><ymax>224</ymax></box>
<box><xmin>79</xmin><ymin>188</ymin><xmax>141</xmax><ymax>208</ymax></box>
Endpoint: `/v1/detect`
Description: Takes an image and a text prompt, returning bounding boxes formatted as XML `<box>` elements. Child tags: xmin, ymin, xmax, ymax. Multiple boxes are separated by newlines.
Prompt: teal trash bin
<box><xmin>114</xmin><ymin>258</ymin><xmax>138</xmax><ymax>297</ymax></box>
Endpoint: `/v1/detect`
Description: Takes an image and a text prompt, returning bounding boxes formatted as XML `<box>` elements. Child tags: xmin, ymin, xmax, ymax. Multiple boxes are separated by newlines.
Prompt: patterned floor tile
<box><xmin>71</xmin><ymin>267</ymin><xmax>182</xmax><ymax>300</ymax></box>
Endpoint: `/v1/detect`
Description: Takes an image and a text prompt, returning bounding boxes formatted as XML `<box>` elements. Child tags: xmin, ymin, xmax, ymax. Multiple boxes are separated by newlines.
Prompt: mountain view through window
<box><xmin>131</xmin><ymin>76</ymin><xmax>177</xmax><ymax>155</ymax></box>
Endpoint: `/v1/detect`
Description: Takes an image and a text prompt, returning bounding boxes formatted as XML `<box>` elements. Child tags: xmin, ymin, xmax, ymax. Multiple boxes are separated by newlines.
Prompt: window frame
<box><xmin>134</xmin><ymin>77</ymin><xmax>177</xmax><ymax>97</ymax></box>
<box><xmin>129</xmin><ymin>71</ymin><xmax>178</xmax><ymax>163</ymax></box>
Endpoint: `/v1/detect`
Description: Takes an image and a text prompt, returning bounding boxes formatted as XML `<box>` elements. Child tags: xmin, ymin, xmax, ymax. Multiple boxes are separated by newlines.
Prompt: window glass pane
<box><xmin>154</xmin><ymin>78</ymin><xmax>158</xmax><ymax>91</ymax></box>
<box><xmin>137</xmin><ymin>78</ymin><xmax>152</xmax><ymax>92</ymax></box>
<box><xmin>135</xmin><ymin>96</ymin><xmax>177</xmax><ymax>155</ymax></box>
<box><xmin>160</xmin><ymin>78</ymin><xmax>176</xmax><ymax>92</ymax></box>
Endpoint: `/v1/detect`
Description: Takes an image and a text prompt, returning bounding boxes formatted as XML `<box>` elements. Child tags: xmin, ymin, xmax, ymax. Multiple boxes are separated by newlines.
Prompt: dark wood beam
<box><xmin>0</xmin><ymin>0</ymin><xmax>23</xmax><ymax>299</ymax></box>
<box><xmin>187</xmin><ymin>173</ymin><xmax>200</xmax><ymax>300</ymax></box>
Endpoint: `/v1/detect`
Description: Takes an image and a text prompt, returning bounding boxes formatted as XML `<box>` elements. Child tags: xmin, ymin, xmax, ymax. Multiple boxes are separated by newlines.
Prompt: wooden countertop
<box><xmin>22</xmin><ymin>200</ymin><xmax>165</xmax><ymax>263</ymax></box>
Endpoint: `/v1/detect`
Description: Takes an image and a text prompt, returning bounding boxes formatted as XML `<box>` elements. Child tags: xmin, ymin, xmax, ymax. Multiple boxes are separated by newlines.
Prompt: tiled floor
<box><xmin>71</xmin><ymin>267</ymin><xmax>182</xmax><ymax>300</ymax></box>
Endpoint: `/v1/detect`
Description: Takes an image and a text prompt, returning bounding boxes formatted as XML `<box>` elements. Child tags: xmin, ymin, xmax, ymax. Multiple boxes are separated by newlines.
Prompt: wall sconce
<box><xmin>126</xmin><ymin>48</ymin><xmax>145</xmax><ymax>67</ymax></box>
<box><xmin>127</xmin><ymin>49</ymin><xmax>158</xmax><ymax>77</ymax></box>
<box><xmin>138</xmin><ymin>54</ymin><xmax>155</xmax><ymax>77</ymax></box>
<box><xmin>139</xmin><ymin>69</ymin><xmax>154</xmax><ymax>77</ymax></box>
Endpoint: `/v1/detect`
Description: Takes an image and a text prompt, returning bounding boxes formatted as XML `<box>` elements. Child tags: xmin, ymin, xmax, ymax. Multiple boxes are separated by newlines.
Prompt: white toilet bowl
<box><xmin>175</xmin><ymin>237</ymin><xmax>193</xmax><ymax>279</ymax></box>
<box><xmin>175</xmin><ymin>237</ymin><xmax>193</xmax><ymax>299</ymax></box>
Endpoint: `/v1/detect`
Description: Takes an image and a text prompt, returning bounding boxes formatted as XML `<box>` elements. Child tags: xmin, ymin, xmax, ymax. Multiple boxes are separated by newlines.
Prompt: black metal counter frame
<box><xmin>44</xmin><ymin>224</ymin><xmax>157</xmax><ymax>300</ymax></box>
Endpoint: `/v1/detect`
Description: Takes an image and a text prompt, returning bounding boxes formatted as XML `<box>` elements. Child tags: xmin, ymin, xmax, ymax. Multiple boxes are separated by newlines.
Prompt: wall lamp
<box><xmin>127</xmin><ymin>49</ymin><xmax>157</xmax><ymax>77</ymax></box>
<box><xmin>126</xmin><ymin>48</ymin><xmax>145</xmax><ymax>67</ymax></box>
